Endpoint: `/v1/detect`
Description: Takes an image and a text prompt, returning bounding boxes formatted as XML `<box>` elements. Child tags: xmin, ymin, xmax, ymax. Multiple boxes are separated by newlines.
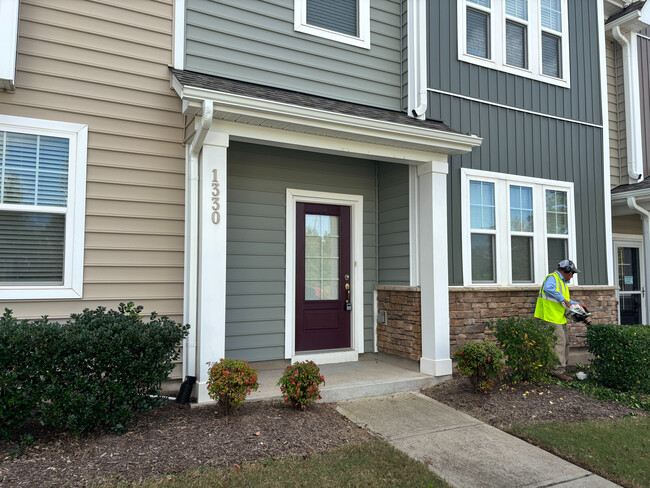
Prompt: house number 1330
<box><xmin>211</xmin><ymin>169</ymin><xmax>220</xmax><ymax>224</ymax></box>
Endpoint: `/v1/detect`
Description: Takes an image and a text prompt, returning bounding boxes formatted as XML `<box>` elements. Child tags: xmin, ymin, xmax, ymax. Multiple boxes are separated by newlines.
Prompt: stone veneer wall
<box><xmin>376</xmin><ymin>286</ymin><xmax>421</xmax><ymax>361</ymax></box>
<box><xmin>376</xmin><ymin>285</ymin><xmax>619</xmax><ymax>360</ymax></box>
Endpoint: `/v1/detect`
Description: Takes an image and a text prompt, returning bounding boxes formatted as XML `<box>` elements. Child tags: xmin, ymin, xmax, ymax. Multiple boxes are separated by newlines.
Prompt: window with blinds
<box><xmin>306</xmin><ymin>0</ymin><xmax>357</xmax><ymax>37</ymax></box>
<box><xmin>294</xmin><ymin>0</ymin><xmax>370</xmax><ymax>49</ymax></box>
<box><xmin>459</xmin><ymin>0</ymin><xmax>568</xmax><ymax>87</ymax></box>
<box><xmin>0</xmin><ymin>131</ymin><xmax>69</xmax><ymax>285</ymax></box>
<box><xmin>462</xmin><ymin>169</ymin><xmax>576</xmax><ymax>286</ymax></box>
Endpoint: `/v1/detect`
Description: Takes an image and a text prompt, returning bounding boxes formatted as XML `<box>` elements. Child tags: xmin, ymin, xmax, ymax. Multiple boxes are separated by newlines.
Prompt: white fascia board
<box><xmin>605</xmin><ymin>2</ymin><xmax>650</xmax><ymax>36</ymax></box>
<box><xmin>0</xmin><ymin>0</ymin><xmax>20</xmax><ymax>90</ymax></box>
<box><xmin>176</xmin><ymin>84</ymin><xmax>482</xmax><ymax>156</ymax></box>
<box><xmin>611</xmin><ymin>187</ymin><xmax>650</xmax><ymax>205</ymax></box>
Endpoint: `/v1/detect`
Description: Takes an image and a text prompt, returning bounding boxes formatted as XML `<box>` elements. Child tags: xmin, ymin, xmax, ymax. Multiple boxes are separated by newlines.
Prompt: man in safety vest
<box><xmin>534</xmin><ymin>260</ymin><xmax>582</xmax><ymax>381</ymax></box>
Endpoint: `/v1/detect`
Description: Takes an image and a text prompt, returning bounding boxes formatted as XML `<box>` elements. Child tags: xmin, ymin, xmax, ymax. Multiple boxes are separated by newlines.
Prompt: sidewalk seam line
<box><xmin>388</xmin><ymin>422</ymin><xmax>480</xmax><ymax>441</ymax></box>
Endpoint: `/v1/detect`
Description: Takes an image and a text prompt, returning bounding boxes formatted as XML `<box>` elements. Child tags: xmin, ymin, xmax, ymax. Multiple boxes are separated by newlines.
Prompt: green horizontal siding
<box><xmin>185</xmin><ymin>0</ymin><xmax>403</xmax><ymax>110</ymax></box>
<box><xmin>225</xmin><ymin>141</ymin><xmax>384</xmax><ymax>361</ymax></box>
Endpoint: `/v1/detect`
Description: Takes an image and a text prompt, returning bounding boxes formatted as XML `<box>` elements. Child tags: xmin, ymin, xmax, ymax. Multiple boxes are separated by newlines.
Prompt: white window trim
<box><xmin>461</xmin><ymin>168</ymin><xmax>577</xmax><ymax>286</ymax></box>
<box><xmin>457</xmin><ymin>0</ymin><xmax>570</xmax><ymax>88</ymax></box>
<box><xmin>0</xmin><ymin>115</ymin><xmax>88</xmax><ymax>300</ymax></box>
<box><xmin>0</xmin><ymin>0</ymin><xmax>20</xmax><ymax>91</ymax></box>
<box><xmin>294</xmin><ymin>0</ymin><xmax>371</xmax><ymax>49</ymax></box>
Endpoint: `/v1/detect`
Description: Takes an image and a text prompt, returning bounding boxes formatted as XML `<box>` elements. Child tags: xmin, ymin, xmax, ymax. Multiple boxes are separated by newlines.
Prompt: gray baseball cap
<box><xmin>558</xmin><ymin>260</ymin><xmax>581</xmax><ymax>273</ymax></box>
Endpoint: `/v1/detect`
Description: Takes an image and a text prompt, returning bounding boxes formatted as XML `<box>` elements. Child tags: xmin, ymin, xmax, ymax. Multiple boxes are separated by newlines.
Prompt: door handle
<box><xmin>643</xmin><ymin>286</ymin><xmax>646</xmax><ymax>298</ymax></box>
<box><xmin>345</xmin><ymin>283</ymin><xmax>351</xmax><ymax>311</ymax></box>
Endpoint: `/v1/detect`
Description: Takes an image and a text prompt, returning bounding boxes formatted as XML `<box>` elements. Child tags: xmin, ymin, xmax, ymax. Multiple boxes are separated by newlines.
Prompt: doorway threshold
<box><xmin>292</xmin><ymin>348</ymin><xmax>357</xmax><ymax>365</ymax></box>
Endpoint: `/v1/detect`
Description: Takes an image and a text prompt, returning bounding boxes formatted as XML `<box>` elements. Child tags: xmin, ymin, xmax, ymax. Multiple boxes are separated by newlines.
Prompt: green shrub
<box><xmin>491</xmin><ymin>316</ymin><xmax>558</xmax><ymax>384</ymax></box>
<box><xmin>586</xmin><ymin>323</ymin><xmax>650</xmax><ymax>394</ymax></box>
<box><xmin>277</xmin><ymin>360</ymin><xmax>325</xmax><ymax>409</ymax></box>
<box><xmin>0</xmin><ymin>310</ymin><xmax>53</xmax><ymax>440</ymax></box>
<box><xmin>0</xmin><ymin>303</ymin><xmax>189</xmax><ymax>438</ymax></box>
<box><xmin>207</xmin><ymin>358</ymin><xmax>259</xmax><ymax>414</ymax></box>
<box><xmin>454</xmin><ymin>341</ymin><xmax>505</xmax><ymax>393</ymax></box>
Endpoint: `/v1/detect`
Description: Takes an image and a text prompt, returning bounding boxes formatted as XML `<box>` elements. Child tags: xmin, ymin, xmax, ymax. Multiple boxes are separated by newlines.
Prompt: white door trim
<box><xmin>285</xmin><ymin>188</ymin><xmax>364</xmax><ymax>364</ymax></box>
<box><xmin>613</xmin><ymin>235</ymin><xmax>645</xmax><ymax>324</ymax></box>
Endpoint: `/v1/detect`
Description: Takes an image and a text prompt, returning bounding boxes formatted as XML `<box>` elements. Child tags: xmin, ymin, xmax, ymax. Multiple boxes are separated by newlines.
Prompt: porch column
<box><xmin>418</xmin><ymin>158</ymin><xmax>452</xmax><ymax>376</ymax></box>
<box><xmin>196</xmin><ymin>130</ymin><xmax>229</xmax><ymax>403</ymax></box>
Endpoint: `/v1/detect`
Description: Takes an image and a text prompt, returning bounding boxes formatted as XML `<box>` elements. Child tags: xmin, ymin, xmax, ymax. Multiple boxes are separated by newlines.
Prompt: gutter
<box><xmin>183</xmin><ymin>100</ymin><xmax>213</xmax><ymax>380</ymax></box>
<box><xmin>611</xmin><ymin>25</ymin><xmax>643</xmax><ymax>181</ymax></box>
<box><xmin>407</xmin><ymin>0</ymin><xmax>427</xmax><ymax>119</ymax></box>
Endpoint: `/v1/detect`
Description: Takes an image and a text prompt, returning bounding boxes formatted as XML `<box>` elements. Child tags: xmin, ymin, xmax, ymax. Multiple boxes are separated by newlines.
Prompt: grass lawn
<box><xmin>508</xmin><ymin>416</ymin><xmax>650</xmax><ymax>488</ymax></box>
<box><xmin>117</xmin><ymin>440</ymin><xmax>450</xmax><ymax>488</ymax></box>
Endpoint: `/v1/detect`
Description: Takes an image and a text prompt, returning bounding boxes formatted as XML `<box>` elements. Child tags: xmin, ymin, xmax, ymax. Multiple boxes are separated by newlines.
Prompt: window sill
<box><xmin>0</xmin><ymin>286</ymin><xmax>83</xmax><ymax>300</ymax></box>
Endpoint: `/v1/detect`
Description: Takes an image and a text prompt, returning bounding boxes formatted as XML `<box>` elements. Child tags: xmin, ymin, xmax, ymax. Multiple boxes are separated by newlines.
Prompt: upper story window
<box><xmin>0</xmin><ymin>115</ymin><xmax>88</xmax><ymax>299</ymax></box>
<box><xmin>462</xmin><ymin>168</ymin><xmax>576</xmax><ymax>286</ymax></box>
<box><xmin>294</xmin><ymin>0</ymin><xmax>370</xmax><ymax>49</ymax></box>
<box><xmin>458</xmin><ymin>0</ymin><xmax>570</xmax><ymax>88</ymax></box>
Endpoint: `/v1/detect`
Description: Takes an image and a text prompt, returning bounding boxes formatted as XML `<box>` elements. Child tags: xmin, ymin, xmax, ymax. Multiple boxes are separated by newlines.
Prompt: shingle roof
<box><xmin>612</xmin><ymin>177</ymin><xmax>650</xmax><ymax>194</ymax></box>
<box><xmin>170</xmin><ymin>67</ymin><xmax>463</xmax><ymax>136</ymax></box>
<box><xmin>606</xmin><ymin>0</ymin><xmax>646</xmax><ymax>24</ymax></box>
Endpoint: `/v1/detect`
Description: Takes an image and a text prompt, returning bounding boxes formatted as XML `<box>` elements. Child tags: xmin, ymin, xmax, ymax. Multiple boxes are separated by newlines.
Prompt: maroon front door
<box><xmin>295</xmin><ymin>203</ymin><xmax>351</xmax><ymax>351</ymax></box>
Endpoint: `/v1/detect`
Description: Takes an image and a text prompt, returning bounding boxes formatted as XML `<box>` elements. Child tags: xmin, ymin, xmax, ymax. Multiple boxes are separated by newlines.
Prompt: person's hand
<box><xmin>563</xmin><ymin>299</ymin><xmax>571</xmax><ymax>307</ymax></box>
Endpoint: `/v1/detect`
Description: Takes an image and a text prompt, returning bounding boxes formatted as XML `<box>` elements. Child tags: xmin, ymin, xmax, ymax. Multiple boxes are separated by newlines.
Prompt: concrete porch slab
<box><xmin>247</xmin><ymin>353</ymin><xmax>450</xmax><ymax>403</ymax></box>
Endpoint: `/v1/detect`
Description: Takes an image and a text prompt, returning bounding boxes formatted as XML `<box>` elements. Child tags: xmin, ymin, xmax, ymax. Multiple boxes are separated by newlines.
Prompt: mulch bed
<box><xmin>422</xmin><ymin>375</ymin><xmax>645</xmax><ymax>429</ymax></box>
<box><xmin>0</xmin><ymin>401</ymin><xmax>373</xmax><ymax>487</ymax></box>
<box><xmin>2</xmin><ymin>376</ymin><xmax>646</xmax><ymax>487</ymax></box>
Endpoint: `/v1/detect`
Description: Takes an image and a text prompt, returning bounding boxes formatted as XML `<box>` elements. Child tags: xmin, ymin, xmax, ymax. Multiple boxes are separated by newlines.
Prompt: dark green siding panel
<box><xmin>186</xmin><ymin>0</ymin><xmax>403</xmax><ymax>110</ymax></box>
<box><xmin>225</xmin><ymin>142</ymin><xmax>380</xmax><ymax>360</ymax></box>
<box><xmin>428</xmin><ymin>0</ymin><xmax>602</xmax><ymax>125</ymax></box>
<box><xmin>377</xmin><ymin>162</ymin><xmax>410</xmax><ymax>285</ymax></box>
<box><xmin>440</xmin><ymin>90</ymin><xmax>607</xmax><ymax>286</ymax></box>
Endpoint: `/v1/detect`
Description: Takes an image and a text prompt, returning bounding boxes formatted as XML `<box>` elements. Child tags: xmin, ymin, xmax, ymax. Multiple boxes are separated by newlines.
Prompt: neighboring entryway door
<box><xmin>295</xmin><ymin>203</ymin><xmax>351</xmax><ymax>351</ymax></box>
<box><xmin>615</xmin><ymin>242</ymin><xmax>644</xmax><ymax>325</ymax></box>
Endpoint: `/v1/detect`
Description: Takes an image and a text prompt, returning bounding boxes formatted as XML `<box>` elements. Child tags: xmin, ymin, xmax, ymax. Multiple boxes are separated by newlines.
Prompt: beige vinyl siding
<box><xmin>607</xmin><ymin>38</ymin><xmax>628</xmax><ymax>188</ymax></box>
<box><xmin>0</xmin><ymin>1</ymin><xmax>185</xmax><ymax>377</ymax></box>
<box><xmin>607</xmin><ymin>39</ymin><xmax>623</xmax><ymax>187</ymax></box>
<box><xmin>612</xmin><ymin>214</ymin><xmax>642</xmax><ymax>235</ymax></box>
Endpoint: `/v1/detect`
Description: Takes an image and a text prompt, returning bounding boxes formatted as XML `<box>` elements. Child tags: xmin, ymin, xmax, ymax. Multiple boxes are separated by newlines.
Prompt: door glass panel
<box><xmin>620</xmin><ymin>294</ymin><xmax>641</xmax><ymax>325</ymax></box>
<box><xmin>305</xmin><ymin>214</ymin><xmax>339</xmax><ymax>300</ymax></box>
<box><xmin>617</xmin><ymin>247</ymin><xmax>640</xmax><ymax>292</ymax></box>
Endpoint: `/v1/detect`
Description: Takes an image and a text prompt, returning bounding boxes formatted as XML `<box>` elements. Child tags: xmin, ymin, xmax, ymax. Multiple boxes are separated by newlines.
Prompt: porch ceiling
<box><xmin>171</xmin><ymin>68</ymin><xmax>482</xmax><ymax>162</ymax></box>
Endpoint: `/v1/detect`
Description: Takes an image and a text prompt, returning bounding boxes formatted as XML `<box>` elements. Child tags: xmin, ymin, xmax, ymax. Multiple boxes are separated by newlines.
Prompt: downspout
<box><xmin>407</xmin><ymin>0</ymin><xmax>427</xmax><ymax>119</ymax></box>
<box><xmin>183</xmin><ymin>100</ymin><xmax>213</xmax><ymax>382</ymax></box>
<box><xmin>612</xmin><ymin>25</ymin><xmax>643</xmax><ymax>181</ymax></box>
<box><xmin>626</xmin><ymin>196</ymin><xmax>650</xmax><ymax>323</ymax></box>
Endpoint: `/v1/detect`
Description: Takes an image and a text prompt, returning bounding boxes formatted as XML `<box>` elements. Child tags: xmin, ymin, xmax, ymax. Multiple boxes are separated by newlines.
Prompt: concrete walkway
<box><xmin>337</xmin><ymin>392</ymin><xmax>620</xmax><ymax>488</ymax></box>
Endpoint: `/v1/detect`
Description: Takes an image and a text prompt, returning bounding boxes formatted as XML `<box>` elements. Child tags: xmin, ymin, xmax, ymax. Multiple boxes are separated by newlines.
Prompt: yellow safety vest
<box><xmin>534</xmin><ymin>271</ymin><xmax>570</xmax><ymax>324</ymax></box>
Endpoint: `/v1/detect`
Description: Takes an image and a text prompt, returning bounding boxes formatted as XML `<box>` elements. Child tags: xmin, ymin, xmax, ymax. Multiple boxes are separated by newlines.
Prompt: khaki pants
<box><xmin>553</xmin><ymin>322</ymin><xmax>570</xmax><ymax>371</ymax></box>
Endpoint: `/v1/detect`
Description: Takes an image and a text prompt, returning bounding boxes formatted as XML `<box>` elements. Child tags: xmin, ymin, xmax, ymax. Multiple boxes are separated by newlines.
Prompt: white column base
<box><xmin>195</xmin><ymin>381</ymin><xmax>216</xmax><ymax>404</ymax></box>
<box><xmin>420</xmin><ymin>357</ymin><xmax>452</xmax><ymax>377</ymax></box>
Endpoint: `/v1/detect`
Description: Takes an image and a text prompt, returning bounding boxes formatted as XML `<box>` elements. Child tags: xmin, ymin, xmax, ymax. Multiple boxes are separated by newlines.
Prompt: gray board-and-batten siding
<box><xmin>428</xmin><ymin>0</ymin><xmax>607</xmax><ymax>286</ymax></box>
<box><xmin>225</xmin><ymin>142</ymin><xmax>410</xmax><ymax>362</ymax></box>
<box><xmin>184</xmin><ymin>0</ymin><xmax>404</xmax><ymax>111</ymax></box>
